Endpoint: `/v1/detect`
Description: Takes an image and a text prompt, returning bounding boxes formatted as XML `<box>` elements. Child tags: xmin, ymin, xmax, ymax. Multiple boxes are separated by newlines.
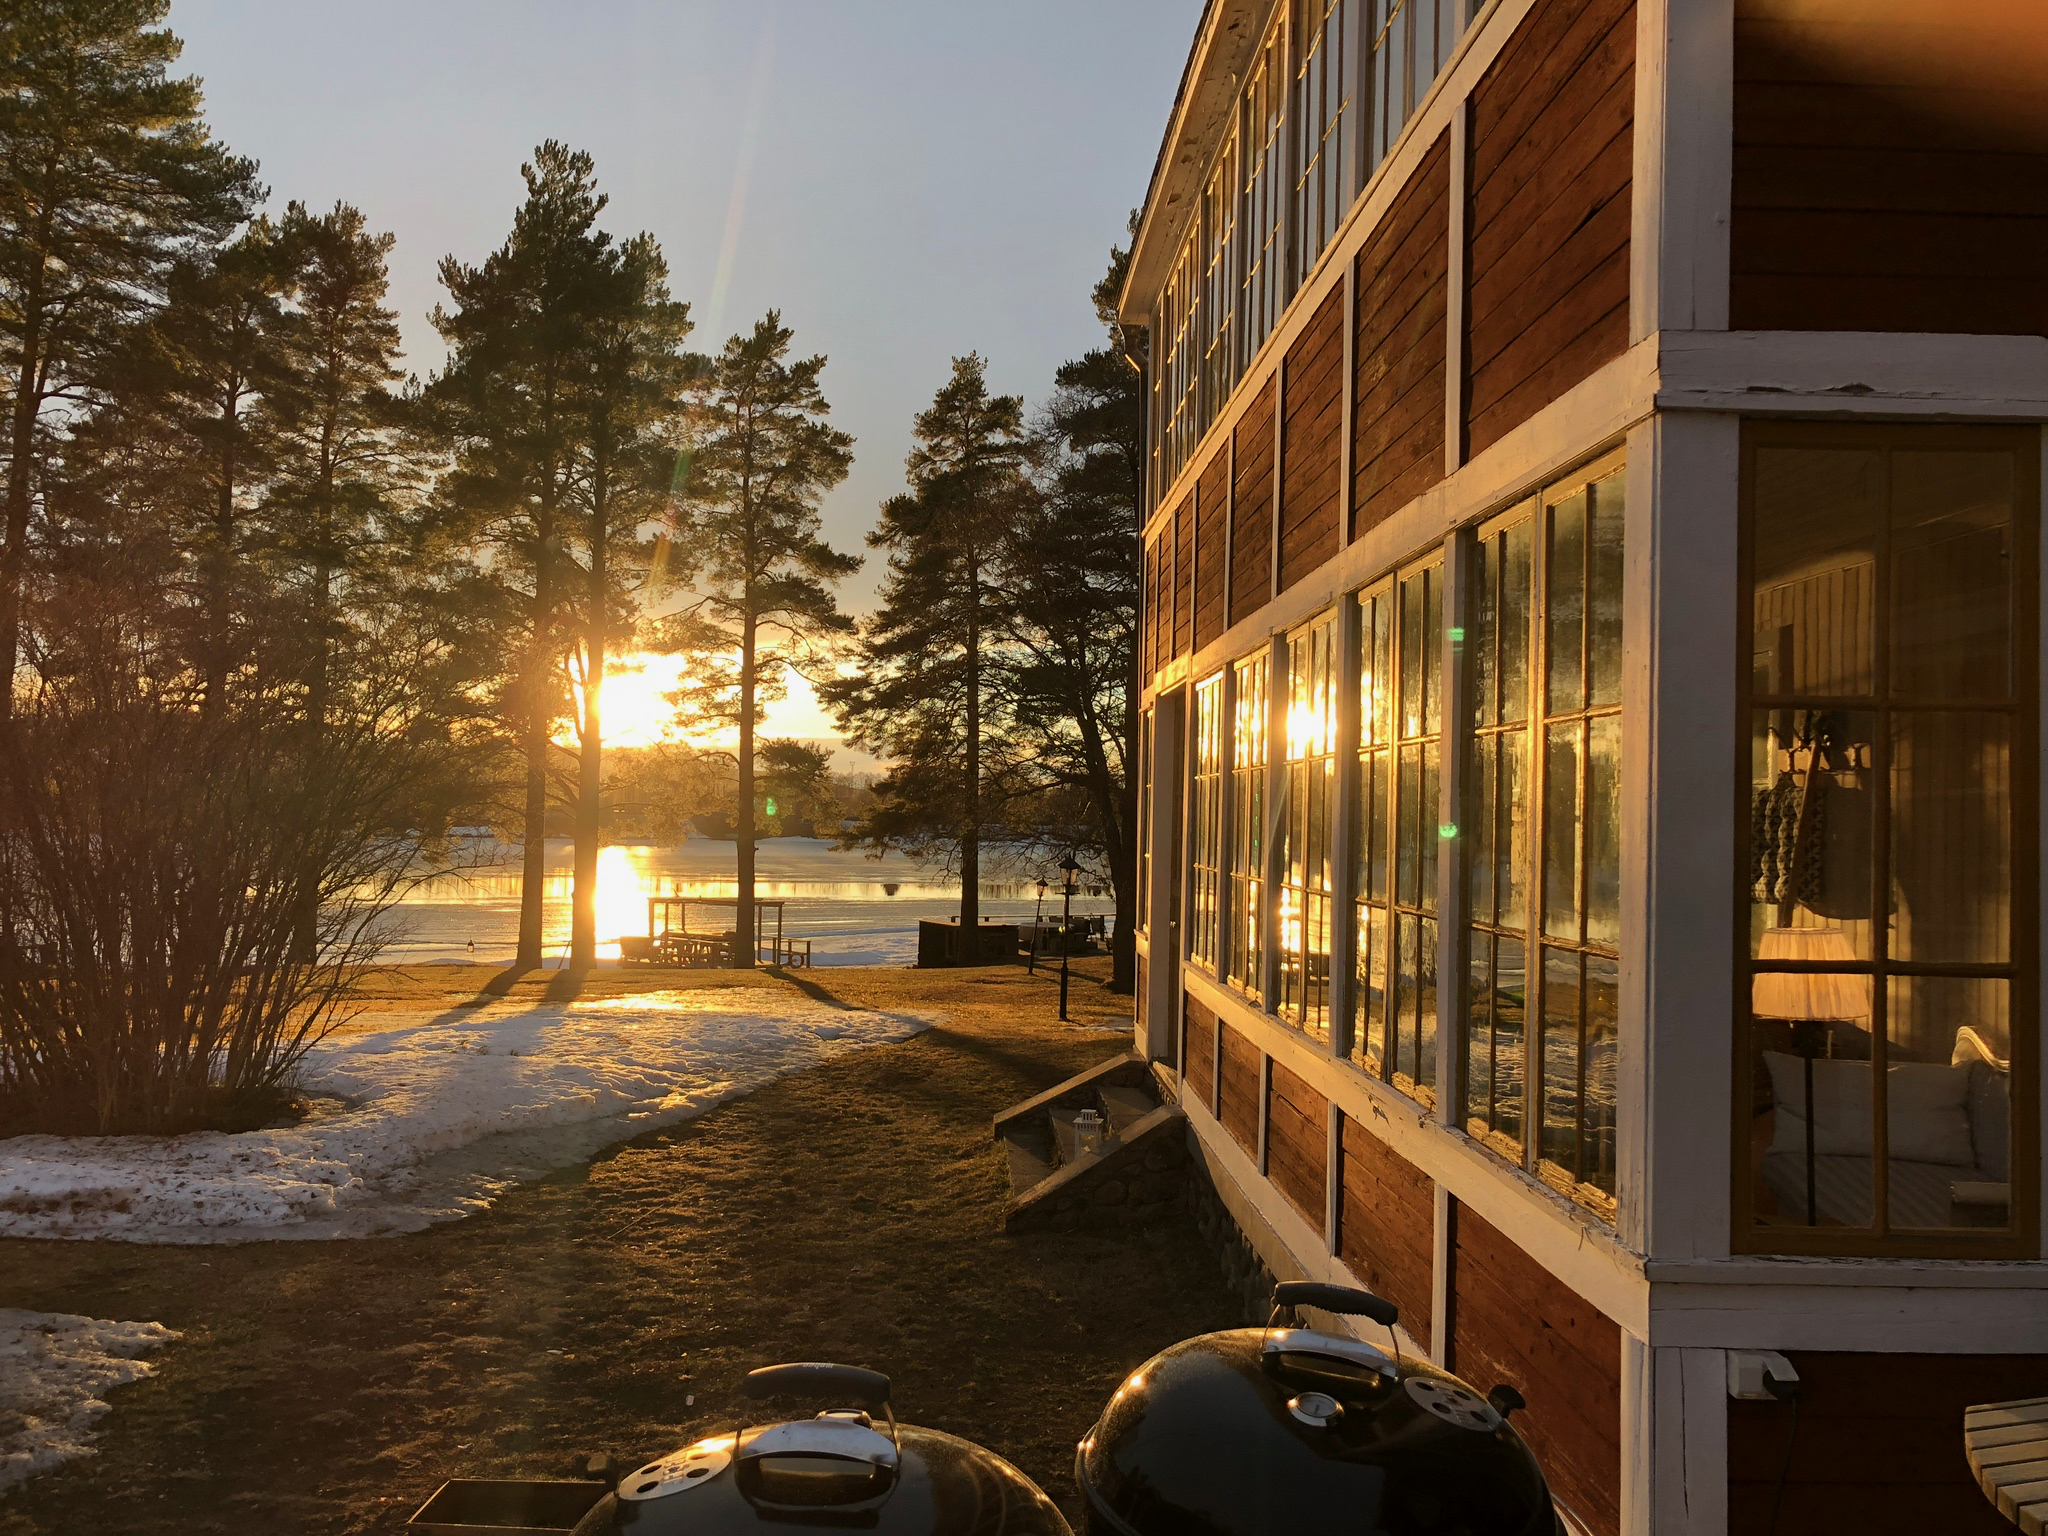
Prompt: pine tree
<box><xmin>0</xmin><ymin>0</ymin><xmax>258</xmax><ymax>712</ymax></box>
<box><xmin>669</xmin><ymin>313</ymin><xmax>855</xmax><ymax>967</ymax></box>
<box><xmin>1000</xmin><ymin>237</ymin><xmax>1144</xmax><ymax>990</ymax></box>
<box><xmin>562</xmin><ymin>232</ymin><xmax>692</xmax><ymax>970</ymax></box>
<box><xmin>826</xmin><ymin>354</ymin><xmax>1025</xmax><ymax>938</ymax></box>
<box><xmin>430</xmin><ymin>143</ymin><xmax>611</xmax><ymax>971</ymax></box>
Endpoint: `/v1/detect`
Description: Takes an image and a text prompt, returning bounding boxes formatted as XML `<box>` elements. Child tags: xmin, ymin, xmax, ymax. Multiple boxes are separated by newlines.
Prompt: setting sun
<box><xmin>568</xmin><ymin>653</ymin><xmax>854</xmax><ymax>759</ymax></box>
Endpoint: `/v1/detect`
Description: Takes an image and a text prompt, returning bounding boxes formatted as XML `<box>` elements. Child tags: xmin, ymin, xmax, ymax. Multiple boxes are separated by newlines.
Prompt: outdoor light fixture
<box><xmin>1058</xmin><ymin>854</ymin><xmax>1082</xmax><ymax>1022</ymax></box>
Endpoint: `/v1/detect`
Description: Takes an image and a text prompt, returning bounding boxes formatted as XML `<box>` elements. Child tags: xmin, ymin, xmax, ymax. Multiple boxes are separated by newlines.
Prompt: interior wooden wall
<box><xmin>1279</xmin><ymin>288</ymin><xmax>1346</xmax><ymax>594</ymax></box>
<box><xmin>1353</xmin><ymin>129</ymin><xmax>1450</xmax><ymax>541</ymax></box>
<box><xmin>1229</xmin><ymin>376</ymin><xmax>1277</xmax><ymax>626</ymax></box>
<box><xmin>1194</xmin><ymin>446</ymin><xmax>1230</xmax><ymax>649</ymax></box>
<box><xmin>1465</xmin><ymin>0</ymin><xmax>1635</xmax><ymax>459</ymax></box>
<box><xmin>1730</xmin><ymin>0</ymin><xmax>2048</xmax><ymax>335</ymax></box>
<box><xmin>1218</xmin><ymin>1022</ymin><xmax>1262</xmax><ymax>1157</ymax></box>
<box><xmin>1728</xmin><ymin>1352</ymin><xmax>2048</xmax><ymax>1534</ymax></box>
<box><xmin>1336</xmin><ymin>1115</ymin><xmax>1437</xmax><ymax>1351</ymax></box>
<box><xmin>1264</xmin><ymin>1060</ymin><xmax>1329</xmax><ymax>1225</ymax></box>
<box><xmin>1450</xmin><ymin>1202</ymin><xmax>1623</xmax><ymax>1536</ymax></box>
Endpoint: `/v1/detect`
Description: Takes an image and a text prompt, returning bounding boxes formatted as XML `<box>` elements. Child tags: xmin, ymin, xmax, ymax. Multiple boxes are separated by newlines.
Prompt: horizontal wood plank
<box><xmin>1194</xmin><ymin>447</ymin><xmax>1229</xmax><ymax>651</ymax></box>
<box><xmin>1452</xmin><ymin>1202</ymin><xmax>1621</xmax><ymax>1536</ymax></box>
<box><xmin>1172</xmin><ymin>493</ymin><xmax>1194</xmax><ymax>660</ymax></box>
<box><xmin>1265</xmin><ymin>1060</ymin><xmax>1329</xmax><ymax>1229</ymax></box>
<box><xmin>1279</xmin><ymin>290</ymin><xmax>1345</xmax><ymax>595</ymax></box>
<box><xmin>1218</xmin><ymin>1023</ymin><xmax>1262</xmax><ymax>1157</ymax></box>
<box><xmin>1184</xmin><ymin>992</ymin><xmax>1218</xmax><ymax>1113</ymax></box>
<box><xmin>1230</xmin><ymin>378</ymin><xmax>1276</xmax><ymax>627</ymax></box>
<box><xmin>1336</xmin><ymin>1115</ymin><xmax>1436</xmax><ymax>1351</ymax></box>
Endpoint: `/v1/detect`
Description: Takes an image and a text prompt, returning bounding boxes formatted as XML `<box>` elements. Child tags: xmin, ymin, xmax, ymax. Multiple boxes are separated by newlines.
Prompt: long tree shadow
<box><xmin>544</xmin><ymin>966</ymin><xmax>593</xmax><ymax>1003</ymax></box>
<box><xmin>768</xmin><ymin>967</ymin><xmax>860</xmax><ymax>1011</ymax></box>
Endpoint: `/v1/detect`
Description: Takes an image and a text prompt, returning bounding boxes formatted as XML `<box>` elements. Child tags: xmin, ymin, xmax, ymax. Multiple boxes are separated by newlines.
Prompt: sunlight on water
<box><xmin>594</xmin><ymin>845</ymin><xmax>650</xmax><ymax>955</ymax></box>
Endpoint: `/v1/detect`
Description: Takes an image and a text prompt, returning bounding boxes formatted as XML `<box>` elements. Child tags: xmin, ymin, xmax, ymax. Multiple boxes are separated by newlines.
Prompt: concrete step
<box><xmin>1099</xmin><ymin>1083</ymin><xmax>1157</xmax><ymax>1137</ymax></box>
<box><xmin>1001</xmin><ymin>1123</ymin><xmax>1056</xmax><ymax>1197</ymax></box>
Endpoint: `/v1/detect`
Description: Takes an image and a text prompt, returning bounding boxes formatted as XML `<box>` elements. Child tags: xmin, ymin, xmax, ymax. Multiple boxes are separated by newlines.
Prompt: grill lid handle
<box><xmin>743</xmin><ymin>1363</ymin><xmax>892</xmax><ymax>1408</ymax></box>
<box><xmin>1271</xmin><ymin>1282</ymin><xmax>1399</xmax><ymax>1328</ymax></box>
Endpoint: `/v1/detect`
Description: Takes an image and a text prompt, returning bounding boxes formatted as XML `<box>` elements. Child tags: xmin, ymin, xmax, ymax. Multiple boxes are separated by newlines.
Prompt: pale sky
<box><xmin>169</xmin><ymin>1</ymin><xmax>1199</xmax><ymax>754</ymax></box>
<box><xmin>169</xmin><ymin>0</ymin><xmax>1199</xmax><ymax>617</ymax></box>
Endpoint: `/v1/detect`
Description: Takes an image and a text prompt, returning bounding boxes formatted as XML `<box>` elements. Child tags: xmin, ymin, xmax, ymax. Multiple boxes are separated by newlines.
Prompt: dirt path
<box><xmin>0</xmin><ymin>961</ymin><xmax>1238</xmax><ymax>1534</ymax></box>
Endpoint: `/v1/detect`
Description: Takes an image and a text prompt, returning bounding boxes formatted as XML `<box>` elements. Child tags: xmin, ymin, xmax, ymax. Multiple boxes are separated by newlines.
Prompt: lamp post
<box><xmin>1029</xmin><ymin>878</ymin><xmax>1047</xmax><ymax>976</ymax></box>
<box><xmin>1057</xmin><ymin>854</ymin><xmax>1081</xmax><ymax>1022</ymax></box>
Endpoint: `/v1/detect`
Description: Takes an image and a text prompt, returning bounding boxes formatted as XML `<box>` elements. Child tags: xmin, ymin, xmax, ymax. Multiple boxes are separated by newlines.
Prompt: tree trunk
<box><xmin>571</xmin><ymin>503</ymin><xmax>605</xmax><ymax>972</ymax></box>
<box><xmin>734</xmin><ymin>612</ymin><xmax>757</xmax><ymax>970</ymax></box>
<box><xmin>0</xmin><ymin>258</ymin><xmax>45</xmax><ymax>721</ymax></box>
<box><xmin>516</xmin><ymin>487</ymin><xmax>556</xmax><ymax>972</ymax></box>
<box><xmin>960</xmin><ymin>551</ymin><xmax>981</xmax><ymax>942</ymax></box>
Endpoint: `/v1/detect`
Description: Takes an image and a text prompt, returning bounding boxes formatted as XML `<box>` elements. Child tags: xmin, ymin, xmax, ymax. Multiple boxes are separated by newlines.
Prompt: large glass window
<box><xmin>1465</xmin><ymin>514</ymin><xmax>1533</xmax><ymax>1164</ymax></box>
<box><xmin>1292</xmin><ymin>0</ymin><xmax>1359</xmax><ymax>289</ymax></box>
<box><xmin>1354</xmin><ymin>562</ymin><xmax>1442</xmax><ymax>1103</ymax></box>
<box><xmin>1238</xmin><ymin>11</ymin><xmax>1289</xmax><ymax>370</ymax></box>
<box><xmin>1199</xmin><ymin>138</ymin><xmax>1240</xmax><ymax>430</ymax></box>
<box><xmin>1365</xmin><ymin>0</ymin><xmax>1464</xmax><ymax>177</ymax></box>
<box><xmin>1228</xmin><ymin>651</ymin><xmax>1270</xmax><ymax>994</ymax></box>
<box><xmin>1740</xmin><ymin>423</ymin><xmax>2035</xmax><ymax>1254</ymax></box>
<box><xmin>1191</xmin><ymin>671</ymin><xmax>1226</xmax><ymax>972</ymax></box>
<box><xmin>1280</xmin><ymin>615</ymin><xmax>1340</xmax><ymax>1037</ymax></box>
<box><xmin>1157</xmin><ymin>234</ymin><xmax>1202</xmax><ymax>496</ymax></box>
<box><xmin>1458</xmin><ymin>457</ymin><xmax>1623</xmax><ymax>1218</ymax></box>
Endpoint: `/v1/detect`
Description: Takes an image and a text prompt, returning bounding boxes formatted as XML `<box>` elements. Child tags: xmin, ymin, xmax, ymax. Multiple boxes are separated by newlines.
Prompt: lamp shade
<box><xmin>1752</xmin><ymin>927</ymin><xmax>1869</xmax><ymax>1021</ymax></box>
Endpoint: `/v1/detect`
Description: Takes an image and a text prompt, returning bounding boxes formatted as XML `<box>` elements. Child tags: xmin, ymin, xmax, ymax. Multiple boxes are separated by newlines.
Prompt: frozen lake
<box><xmin>376</xmin><ymin>837</ymin><xmax>1116</xmax><ymax>968</ymax></box>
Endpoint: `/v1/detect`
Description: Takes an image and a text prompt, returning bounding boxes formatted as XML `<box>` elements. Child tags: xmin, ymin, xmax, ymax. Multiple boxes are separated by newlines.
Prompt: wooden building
<box><xmin>1122</xmin><ymin>2</ymin><xmax>2048</xmax><ymax>1532</ymax></box>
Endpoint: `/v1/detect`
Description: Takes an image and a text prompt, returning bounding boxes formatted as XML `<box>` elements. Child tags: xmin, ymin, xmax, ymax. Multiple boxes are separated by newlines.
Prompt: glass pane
<box><xmin>1748</xmin><ymin>1005</ymin><xmax>1875</xmax><ymax>1232</ymax></box>
<box><xmin>1394</xmin><ymin>911</ymin><xmax>1418</xmax><ymax>1081</ymax></box>
<box><xmin>1416</xmin><ymin>915</ymin><xmax>1438</xmax><ymax>1097</ymax></box>
<box><xmin>1400</xmin><ymin>570</ymin><xmax>1426</xmax><ymax>739</ymax></box>
<box><xmin>1397</xmin><ymin>743</ymin><xmax>1421</xmax><ymax>909</ymax></box>
<box><xmin>1748</xmin><ymin>709</ymin><xmax>1876</xmax><ymax>960</ymax></box>
<box><xmin>1891</xmin><ymin>711</ymin><xmax>2010</xmax><ymax>965</ymax></box>
<box><xmin>1540</xmin><ymin>947</ymin><xmax>1581</xmax><ymax>1175</ymax></box>
<box><xmin>1492</xmin><ymin>935</ymin><xmax>1526</xmax><ymax>1146</ymax></box>
<box><xmin>1890</xmin><ymin>450</ymin><xmax>2013</xmax><ymax>702</ymax></box>
<box><xmin>1885</xmin><ymin>976</ymin><xmax>2010</xmax><ymax>1232</ymax></box>
<box><xmin>1419</xmin><ymin>739</ymin><xmax>1440</xmax><ymax>915</ymax></box>
<box><xmin>1585</xmin><ymin>715</ymin><xmax>1621</xmax><ymax>948</ymax></box>
<box><xmin>1367</xmin><ymin>590</ymin><xmax>1393</xmax><ymax>746</ymax></box>
<box><xmin>1472</xmin><ymin>536</ymin><xmax>1498</xmax><ymax>730</ymax></box>
<box><xmin>1357</xmin><ymin>900</ymin><xmax>1388</xmax><ymax>1072</ymax></box>
<box><xmin>1547</xmin><ymin>492</ymin><xmax>1586</xmax><ymax>714</ymax></box>
<box><xmin>1542</xmin><ymin>722</ymin><xmax>1581</xmax><ymax>941</ymax></box>
<box><xmin>1465</xmin><ymin>932</ymin><xmax>1495</xmax><ymax>1129</ymax></box>
<box><xmin>1502</xmin><ymin>519</ymin><xmax>1532</xmax><ymax>725</ymax></box>
<box><xmin>1589</xmin><ymin>471</ymin><xmax>1625</xmax><ymax>709</ymax></box>
<box><xmin>1423</xmin><ymin>566</ymin><xmax>1443</xmax><ymax>736</ymax></box>
<box><xmin>1581</xmin><ymin>954</ymin><xmax>1618</xmax><ymax>1196</ymax></box>
<box><xmin>1752</xmin><ymin>447</ymin><xmax>1880</xmax><ymax>699</ymax></box>
<box><xmin>1470</xmin><ymin>734</ymin><xmax>1497</xmax><ymax>925</ymax></box>
<box><xmin>1361</xmin><ymin>748</ymin><xmax>1389</xmax><ymax>901</ymax></box>
<box><xmin>1502</xmin><ymin>729</ymin><xmax>1530</xmax><ymax>931</ymax></box>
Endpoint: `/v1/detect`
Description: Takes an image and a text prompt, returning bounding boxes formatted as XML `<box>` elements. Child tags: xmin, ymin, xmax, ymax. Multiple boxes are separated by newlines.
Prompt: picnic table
<box><xmin>617</xmin><ymin>896</ymin><xmax>812</xmax><ymax>969</ymax></box>
<box><xmin>1966</xmin><ymin>1394</ymin><xmax>2048</xmax><ymax>1531</ymax></box>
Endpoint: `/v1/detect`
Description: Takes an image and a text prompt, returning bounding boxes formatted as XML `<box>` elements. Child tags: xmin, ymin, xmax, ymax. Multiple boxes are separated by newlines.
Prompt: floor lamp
<box><xmin>1753</xmin><ymin>928</ymin><xmax>1868</xmax><ymax>1225</ymax></box>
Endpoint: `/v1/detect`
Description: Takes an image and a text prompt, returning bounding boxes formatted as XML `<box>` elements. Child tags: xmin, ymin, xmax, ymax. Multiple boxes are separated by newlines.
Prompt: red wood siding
<box><xmin>1183</xmin><ymin>993</ymin><xmax>1217</xmax><ymax>1112</ymax></box>
<box><xmin>1228</xmin><ymin>378</ymin><xmax>1276</xmax><ymax>627</ymax></box>
<box><xmin>1730</xmin><ymin>1352</ymin><xmax>2048</xmax><ymax>1535</ymax></box>
<box><xmin>1264</xmin><ymin>1061</ymin><xmax>1328</xmax><ymax>1228</ymax></box>
<box><xmin>1466</xmin><ymin>0</ymin><xmax>1635</xmax><ymax>459</ymax></box>
<box><xmin>1194</xmin><ymin>446</ymin><xmax>1230</xmax><ymax>650</ymax></box>
<box><xmin>1172</xmin><ymin>492</ymin><xmax>1194</xmax><ymax>659</ymax></box>
<box><xmin>1730</xmin><ymin>0</ymin><xmax>2048</xmax><ymax>335</ymax></box>
<box><xmin>1450</xmin><ymin>1203</ymin><xmax>1621</xmax><ymax>1536</ymax></box>
<box><xmin>1217</xmin><ymin>1024</ymin><xmax>1261</xmax><ymax>1158</ymax></box>
<box><xmin>1354</xmin><ymin>131</ymin><xmax>1449</xmax><ymax>540</ymax></box>
<box><xmin>1278</xmin><ymin>288</ymin><xmax>1345</xmax><ymax>594</ymax></box>
<box><xmin>1336</xmin><ymin>1116</ymin><xmax>1436</xmax><ymax>1352</ymax></box>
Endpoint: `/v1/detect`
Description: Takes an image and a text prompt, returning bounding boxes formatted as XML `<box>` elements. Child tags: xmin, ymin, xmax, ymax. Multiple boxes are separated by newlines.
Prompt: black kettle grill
<box><xmin>407</xmin><ymin>1362</ymin><xmax>1074</xmax><ymax>1536</ymax></box>
<box><xmin>1074</xmin><ymin>1283</ymin><xmax>1573</xmax><ymax>1536</ymax></box>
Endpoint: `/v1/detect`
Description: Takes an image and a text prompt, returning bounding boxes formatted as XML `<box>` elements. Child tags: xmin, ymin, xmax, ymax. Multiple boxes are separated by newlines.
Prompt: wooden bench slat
<box><xmin>1971</xmin><ymin>1424</ymin><xmax>2048</xmax><ymax>1454</ymax></box>
<box><xmin>2000</xmin><ymin>1474</ymin><xmax>2048</xmax><ymax>1521</ymax></box>
<box><xmin>1970</xmin><ymin>1401</ymin><xmax>2048</xmax><ymax>1431</ymax></box>
<box><xmin>1977</xmin><ymin>1441</ymin><xmax>2048</xmax><ymax>1474</ymax></box>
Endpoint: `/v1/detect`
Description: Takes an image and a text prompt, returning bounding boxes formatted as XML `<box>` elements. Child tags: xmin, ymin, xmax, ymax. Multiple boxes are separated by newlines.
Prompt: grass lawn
<box><xmin>0</xmin><ymin>957</ymin><xmax>1240</xmax><ymax>1534</ymax></box>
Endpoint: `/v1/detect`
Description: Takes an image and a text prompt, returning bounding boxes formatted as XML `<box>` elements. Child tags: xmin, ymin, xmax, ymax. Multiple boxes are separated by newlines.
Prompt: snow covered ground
<box><xmin>0</xmin><ymin>990</ymin><xmax>928</xmax><ymax>1243</ymax></box>
<box><xmin>0</xmin><ymin>1311</ymin><xmax>176</xmax><ymax>1493</ymax></box>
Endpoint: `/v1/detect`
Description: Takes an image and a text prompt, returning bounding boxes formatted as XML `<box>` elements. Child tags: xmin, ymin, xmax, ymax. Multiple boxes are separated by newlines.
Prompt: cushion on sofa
<box><xmin>1763</xmin><ymin>1052</ymin><xmax>1977</xmax><ymax>1166</ymax></box>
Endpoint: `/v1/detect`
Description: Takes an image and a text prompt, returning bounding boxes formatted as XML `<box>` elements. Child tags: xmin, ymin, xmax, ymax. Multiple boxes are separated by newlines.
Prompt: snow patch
<box><xmin>0</xmin><ymin>991</ymin><xmax>929</xmax><ymax>1243</ymax></box>
<box><xmin>0</xmin><ymin>1310</ymin><xmax>175</xmax><ymax>1494</ymax></box>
